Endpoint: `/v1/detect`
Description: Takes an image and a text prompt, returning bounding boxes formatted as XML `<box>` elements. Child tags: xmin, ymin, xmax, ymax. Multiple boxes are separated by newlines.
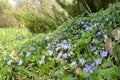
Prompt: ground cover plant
<box><xmin>0</xmin><ymin>28</ymin><xmax>32</xmax><ymax>55</ymax></box>
<box><xmin>0</xmin><ymin>3</ymin><xmax>120</xmax><ymax>80</ymax></box>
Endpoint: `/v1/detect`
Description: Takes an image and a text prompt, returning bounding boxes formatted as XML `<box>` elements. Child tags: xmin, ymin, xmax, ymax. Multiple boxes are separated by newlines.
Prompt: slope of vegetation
<box><xmin>0</xmin><ymin>28</ymin><xmax>32</xmax><ymax>52</ymax></box>
<box><xmin>0</xmin><ymin>3</ymin><xmax>120</xmax><ymax>80</ymax></box>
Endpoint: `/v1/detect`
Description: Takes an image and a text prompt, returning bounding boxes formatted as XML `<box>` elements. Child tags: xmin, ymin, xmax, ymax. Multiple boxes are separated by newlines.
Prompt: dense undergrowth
<box><xmin>0</xmin><ymin>28</ymin><xmax>32</xmax><ymax>52</ymax></box>
<box><xmin>0</xmin><ymin>3</ymin><xmax>120</xmax><ymax>80</ymax></box>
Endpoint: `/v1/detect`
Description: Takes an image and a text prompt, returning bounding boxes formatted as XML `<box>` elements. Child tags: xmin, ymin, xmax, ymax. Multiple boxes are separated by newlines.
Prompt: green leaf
<box><xmin>97</xmin><ymin>66</ymin><xmax>118</xmax><ymax>80</ymax></box>
<box><xmin>54</xmin><ymin>70</ymin><xmax>63</xmax><ymax>76</ymax></box>
<box><xmin>67</xmin><ymin>74</ymin><xmax>74</xmax><ymax>80</ymax></box>
<box><xmin>22</xmin><ymin>68</ymin><xmax>36</xmax><ymax>77</ymax></box>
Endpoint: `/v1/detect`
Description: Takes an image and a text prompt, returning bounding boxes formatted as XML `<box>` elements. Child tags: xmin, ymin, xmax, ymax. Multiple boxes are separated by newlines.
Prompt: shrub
<box><xmin>13</xmin><ymin>6</ymin><xmax>68</xmax><ymax>34</ymax></box>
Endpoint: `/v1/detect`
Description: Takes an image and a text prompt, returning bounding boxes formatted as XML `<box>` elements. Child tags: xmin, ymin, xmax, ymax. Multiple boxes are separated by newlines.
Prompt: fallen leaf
<box><xmin>74</xmin><ymin>67</ymin><xmax>81</xmax><ymax>75</ymax></box>
<box><xmin>11</xmin><ymin>50</ymin><xmax>19</xmax><ymax>61</ymax></box>
<box><xmin>112</xmin><ymin>28</ymin><xmax>120</xmax><ymax>42</ymax></box>
<box><xmin>104</xmin><ymin>35</ymin><xmax>113</xmax><ymax>56</ymax></box>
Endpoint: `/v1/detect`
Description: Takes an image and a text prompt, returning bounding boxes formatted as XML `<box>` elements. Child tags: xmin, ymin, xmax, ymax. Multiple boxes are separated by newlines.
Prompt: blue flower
<box><xmin>46</xmin><ymin>36</ymin><xmax>50</xmax><ymax>40</ymax></box>
<box><xmin>95</xmin><ymin>58</ymin><xmax>101</xmax><ymax>64</ymax></box>
<box><xmin>39</xmin><ymin>60</ymin><xmax>44</xmax><ymax>64</ymax></box>
<box><xmin>96</xmin><ymin>31</ymin><xmax>101</xmax><ymax>36</ymax></box>
<box><xmin>39</xmin><ymin>56</ymin><xmax>45</xmax><ymax>64</ymax></box>
<box><xmin>63</xmin><ymin>44</ymin><xmax>68</xmax><ymax>49</ymax></box>
<box><xmin>70</xmin><ymin>61</ymin><xmax>76</xmax><ymax>66</ymax></box>
<box><xmin>48</xmin><ymin>50</ymin><xmax>53</xmax><ymax>56</ymax></box>
<box><xmin>80</xmin><ymin>21</ymin><xmax>84</xmax><ymax>25</ymax></box>
<box><xmin>87</xmin><ymin>42</ymin><xmax>92</xmax><ymax>48</ymax></box>
<box><xmin>18</xmin><ymin>59</ymin><xmax>22</xmax><ymax>65</ymax></box>
<box><xmin>56</xmin><ymin>43</ymin><xmax>61</xmax><ymax>48</ymax></box>
<box><xmin>67</xmin><ymin>45</ymin><xmax>71</xmax><ymax>51</ymax></box>
<box><xmin>26</xmin><ymin>52</ymin><xmax>31</xmax><ymax>57</ymax></box>
<box><xmin>83</xmin><ymin>25</ymin><xmax>92</xmax><ymax>30</ymax></box>
<box><xmin>93</xmin><ymin>50</ymin><xmax>99</xmax><ymax>55</ymax></box>
<box><xmin>55</xmin><ymin>43</ymin><xmax>61</xmax><ymax>51</ymax></box>
<box><xmin>83</xmin><ymin>64</ymin><xmax>92</xmax><ymax>73</ymax></box>
<box><xmin>62</xmin><ymin>40</ymin><xmax>67</xmax><ymax>44</ymax></box>
<box><xmin>83</xmin><ymin>25</ymin><xmax>89</xmax><ymax>29</ymax></box>
<box><xmin>55</xmin><ymin>47</ymin><xmax>60</xmax><ymax>51</ymax></box>
<box><xmin>100</xmin><ymin>51</ymin><xmax>108</xmax><ymax>57</ymax></box>
<box><xmin>61</xmin><ymin>43</ymin><xmax>71</xmax><ymax>50</ymax></box>
<box><xmin>83</xmin><ymin>63</ymin><xmax>96</xmax><ymax>73</ymax></box>
<box><xmin>92</xmin><ymin>22</ymin><xmax>99</xmax><ymax>28</ymax></box>
<box><xmin>7</xmin><ymin>60</ymin><xmax>13</xmax><ymax>65</ymax></box>
<box><xmin>79</xmin><ymin>58</ymin><xmax>86</xmax><ymax>65</ymax></box>
<box><xmin>90</xmin><ymin>62</ymin><xmax>95</xmax><ymax>67</ymax></box>
<box><xmin>57</xmin><ymin>52</ymin><xmax>62</xmax><ymax>58</ymax></box>
<box><xmin>63</xmin><ymin>53</ymin><xmax>68</xmax><ymax>58</ymax></box>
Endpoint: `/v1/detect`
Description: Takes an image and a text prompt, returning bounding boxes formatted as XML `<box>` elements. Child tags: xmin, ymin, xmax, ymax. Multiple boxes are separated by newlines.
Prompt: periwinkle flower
<box><xmin>70</xmin><ymin>61</ymin><xmax>77</xmax><ymax>67</ymax></box>
<box><xmin>83</xmin><ymin>25</ymin><xmax>92</xmax><ymax>30</ymax></box>
<box><xmin>18</xmin><ymin>59</ymin><xmax>22</xmax><ymax>65</ymax></box>
<box><xmin>7</xmin><ymin>60</ymin><xmax>13</xmax><ymax>65</ymax></box>
<box><xmin>62</xmin><ymin>40</ymin><xmax>67</xmax><ymax>44</ymax></box>
<box><xmin>46</xmin><ymin>36</ymin><xmax>50</xmax><ymax>40</ymax></box>
<box><xmin>56</xmin><ymin>43</ymin><xmax>61</xmax><ymax>48</ymax></box>
<box><xmin>86</xmin><ymin>27</ymin><xmax>92</xmax><ymax>30</ymax></box>
<box><xmin>93</xmin><ymin>50</ymin><xmax>99</xmax><ymax>55</ymax></box>
<box><xmin>26</xmin><ymin>51</ymin><xmax>31</xmax><ymax>57</ymax></box>
<box><xmin>83</xmin><ymin>24</ymin><xmax>88</xmax><ymax>28</ymax></box>
<box><xmin>63</xmin><ymin>53</ymin><xmax>68</xmax><ymax>58</ymax></box>
<box><xmin>61</xmin><ymin>43</ymin><xmax>71</xmax><ymax>50</ymax></box>
<box><xmin>90</xmin><ymin>62</ymin><xmax>95</xmax><ymax>68</ymax></box>
<box><xmin>79</xmin><ymin>58</ymin><xmax>86</xmax><ymax>65</ymax></box>
<box><xmin>62</xmin><ymin>44</ymin><xmax>68</xmax><ymax>50</ymax></box>
<box><xmin>100</xmin><ymin>51</ymin><xmax>108</xmax><ymax>57</ymax></box>
<box><xmin>83</xmin><ymin>25</ymin><xmax>89</xmax><ymax>29</ymax></box>
<box><xmin>83</xmin><ymin>64</ymin><xmax>92</xmax><ymax>73</ymax></box>
<box><xmin>95</xmin><ymin>58</ymin><xmax>102</xmax><ymax>65</ymax></box>
<box><xmin>80</xmin><ymin>20</ymin><xmax>84</xmax><ymax>25</ymax></box>
<box><xmin>87</xmin><ymin>42</ymin><xmax>92</xmax><ymax>48</ymax></box>
<box><xmin>83</xmin><ymin>63</ymin><xmax>96</xmax><ymax>73</ymax></box>
<box><xmin>55</xmin><ymin>47</ymin><xmax>60</xmax><ymax>51</ymax></box>
<box><xmin>67</xmin><ymin>45</ymin><xmax>71</xmax><ymax>51</ymax></box>
<box><xmin>96</xmin><ymin>31</ymin><xmax>102</xmax><ymax>36</ymax></box>
<box><xmin>39</xmin><ymin>56</ymin><xmax>45</xmax><ymax>64</ymax></box>
<box><xmin>48</xmin><ymin>50</ymin><xmax>53</xmax><ymax>56</ymax></box>
<box><xmin>39</xmin><ymin>60</ymin><xmax>44</xmax><ymax>64</ymax></box>
<box><xmin>92</xmin><ymin>22</ymin><xmax>99</xmax><ymax>28</ymax></box>
<box><xmin>57</xmin><ymin>52</ymin><xmax>62</xmax><ymax>58</ymax></box>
